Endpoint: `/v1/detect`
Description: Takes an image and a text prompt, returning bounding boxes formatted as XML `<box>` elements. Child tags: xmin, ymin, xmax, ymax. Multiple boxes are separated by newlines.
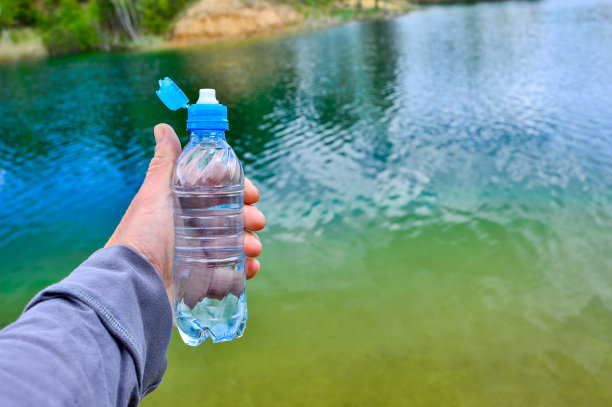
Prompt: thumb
<box><xmin>142</xmin><ymin>123</ymin><xmax>182</xmax><ymax>192</ymax></box>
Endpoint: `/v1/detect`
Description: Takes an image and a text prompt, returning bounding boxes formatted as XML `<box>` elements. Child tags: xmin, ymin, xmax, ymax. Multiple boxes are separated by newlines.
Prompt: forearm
<box><xmin>0</xmin><ymin>245</ymin><xmax>172</xmax><ymax>406</ymax></box>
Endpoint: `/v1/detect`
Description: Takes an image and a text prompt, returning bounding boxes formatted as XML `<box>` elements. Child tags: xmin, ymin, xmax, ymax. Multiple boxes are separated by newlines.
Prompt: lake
<box><xmin>1</xmin><ymin>0</ymin><xmax>612</xmax><ymax>405</ymax></box>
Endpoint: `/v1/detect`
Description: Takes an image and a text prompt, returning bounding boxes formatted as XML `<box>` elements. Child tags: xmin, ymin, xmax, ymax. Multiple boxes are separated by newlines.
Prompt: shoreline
<box><xmin>0</xmin><ymin>2</ymin><xmax>415</xmax><ymax>64</ymax></box>
<box><xmin>155</xmin><ymin>8</ymin><xmax>414</xmax><ymax>51</ymax></box>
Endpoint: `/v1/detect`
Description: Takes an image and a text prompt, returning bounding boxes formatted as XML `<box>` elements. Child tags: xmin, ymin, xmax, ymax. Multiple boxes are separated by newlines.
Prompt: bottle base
<box><xmin>177</xmin><ymin>320</ymin><xmax>246</xmax><ymax>346</ymax></box>
<box><xmin>175</xmin><ymin>293</ymin><xmax>247</xmax><ymax>346</ymax></box>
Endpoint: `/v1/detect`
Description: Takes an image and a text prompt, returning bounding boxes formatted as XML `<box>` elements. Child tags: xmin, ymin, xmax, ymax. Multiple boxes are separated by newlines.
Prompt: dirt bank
<box><xmin>171</xmin><ymin>0</ymin><xmax>304</xmax><ymax>46</ymax></box>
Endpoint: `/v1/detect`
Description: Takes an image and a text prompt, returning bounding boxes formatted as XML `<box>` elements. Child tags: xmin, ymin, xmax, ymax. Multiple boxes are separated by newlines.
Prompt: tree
<box><xmin>43</xmin><ymin>0</ymin><xmax>99</xmax><ymax>54</ymax></box>
<box><xmin>108</xmin><ymin>0</ymin><xmax>140</xmax><ymax>41</ymax></box>
<box><xmin>0</xmin><ymin>0</ymin><xmax>39</xmax><ymax>28</ymax></box>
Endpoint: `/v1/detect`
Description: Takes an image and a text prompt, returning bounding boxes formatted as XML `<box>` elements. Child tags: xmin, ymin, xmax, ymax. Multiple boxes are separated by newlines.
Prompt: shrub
<box><xmin>0</xmin><ymin>0</ymin><xmax>40</xmax><ymax>27</ymax></box>
<box><xmin>42</xmin><ymin>0</ymin><xmax>99</xmax><ymax>54</ymax></box>
<box><xmin>140</xmin><ymin>0</ymin><xmax>188</xmax><ymax>35</ymax></box>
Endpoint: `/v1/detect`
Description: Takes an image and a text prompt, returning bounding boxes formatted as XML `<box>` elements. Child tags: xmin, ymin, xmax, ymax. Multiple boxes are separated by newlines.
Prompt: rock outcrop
<box><xmin>172</xmin><ymin>0</ymin><xmax>304</xmax><ymax>45</ymax></box>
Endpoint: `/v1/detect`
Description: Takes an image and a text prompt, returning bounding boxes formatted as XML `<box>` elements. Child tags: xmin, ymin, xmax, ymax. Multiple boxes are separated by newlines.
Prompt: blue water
<box><xmin>1</xmin><ymin>0</ymin><xmax>612</xmax><ymax>405</ymax></box>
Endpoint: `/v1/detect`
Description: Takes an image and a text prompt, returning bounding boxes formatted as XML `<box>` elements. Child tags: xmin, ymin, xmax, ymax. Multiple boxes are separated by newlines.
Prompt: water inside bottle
<box><xmin>172</xmin><ymin>157</ymin><xmax>246</xmax><ymax>345</ymax></box>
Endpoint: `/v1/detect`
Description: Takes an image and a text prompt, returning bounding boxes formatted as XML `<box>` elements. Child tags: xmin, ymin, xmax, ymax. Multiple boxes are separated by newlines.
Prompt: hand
<box><xmin>106</xmin><ymin>123</ymin><xmax>266</xmax><ymax>300</ymax></box>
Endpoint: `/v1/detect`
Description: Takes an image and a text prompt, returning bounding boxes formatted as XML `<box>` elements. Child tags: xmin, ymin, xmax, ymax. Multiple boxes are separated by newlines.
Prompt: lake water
<box><xmin>1</xmin><ymin>0</ymin><xmax>612</xmax><ymax>405</ymax></box>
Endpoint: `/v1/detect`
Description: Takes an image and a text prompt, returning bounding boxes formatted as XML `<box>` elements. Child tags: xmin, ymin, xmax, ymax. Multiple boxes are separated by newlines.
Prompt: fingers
<box><xmin>141</xmin><ymin>124</ymin><xmax>182</xmax><ymax>193</ymax></box>
<box><xmin>244</xmin><ymin>179</ymin><xmax>263</xmax><ymax>280</ymax></box>
<box><xmin>245</xmin><ymin>258</ymin><xmax>260</xmax><ymax>280</ymax></box>
<box><xmin>153</xmin><ymin>123</ymin><xmax>182</xmax><ymax>165</ymax></box>
<box><xmin>244</xmin><ymin>204</ymin><xmax>266</xmax><ymax>231</ymax></box>
<box><xmin>244</xmin><ymin>230</ymin><xmax>262</xmax><ymax>258</ymax></box>
<box><xmin>244</xmin><ymin>178</ymin><xmax>260</xmax><ymax>204</ymax></box>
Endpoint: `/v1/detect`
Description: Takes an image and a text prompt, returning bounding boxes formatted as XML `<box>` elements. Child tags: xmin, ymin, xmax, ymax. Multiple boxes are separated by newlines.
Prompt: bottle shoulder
<box><xmin>174</xmin><ymin>140</ymin><xmax>243</xmax><ymax>189</ymax></box>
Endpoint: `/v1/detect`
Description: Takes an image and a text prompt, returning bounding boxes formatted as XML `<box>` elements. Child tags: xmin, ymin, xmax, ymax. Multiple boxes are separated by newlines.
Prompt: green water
<box><xmin>1</xmin><ymin>0</ymin><xmax>612</xmax><ymax>405</ymax></box>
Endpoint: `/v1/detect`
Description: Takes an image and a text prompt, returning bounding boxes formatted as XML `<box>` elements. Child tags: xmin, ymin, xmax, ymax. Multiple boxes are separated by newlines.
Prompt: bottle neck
<box><xmin>189</xmin><ymin>129</ymin><xmax>226</xmax><ymax>142</ymax></box>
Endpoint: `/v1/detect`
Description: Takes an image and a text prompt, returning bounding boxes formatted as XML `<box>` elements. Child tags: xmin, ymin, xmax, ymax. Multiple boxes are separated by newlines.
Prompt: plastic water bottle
<box><xmin>156</xmin><ymin>78</ymin><xmax>246</xmax><ymax>346</ymax></box>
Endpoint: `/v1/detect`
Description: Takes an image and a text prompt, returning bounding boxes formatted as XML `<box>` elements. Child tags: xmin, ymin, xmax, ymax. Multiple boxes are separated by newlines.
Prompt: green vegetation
<box><xmin>42</xmin><ymin>0</ymin><xmax>99</xmax><ymax>54</ymax></box>
<box><xmin>0</xmin><ymin>0</ymin><xmax>190</xmax><ymax>55</ymax></box>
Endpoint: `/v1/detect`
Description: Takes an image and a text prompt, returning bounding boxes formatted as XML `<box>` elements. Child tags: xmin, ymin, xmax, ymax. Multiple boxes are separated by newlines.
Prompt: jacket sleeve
<box><xmin>0</xmin><ymin>245</ymin><xmax>173</xmax><ymax>407</ymax></box>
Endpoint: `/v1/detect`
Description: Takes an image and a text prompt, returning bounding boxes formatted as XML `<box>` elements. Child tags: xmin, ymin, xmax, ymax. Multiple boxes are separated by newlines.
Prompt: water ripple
<box><xmin>0</xmin><ymin>0</ymin><xmax>610</xmax><ymax>292</ymax></box>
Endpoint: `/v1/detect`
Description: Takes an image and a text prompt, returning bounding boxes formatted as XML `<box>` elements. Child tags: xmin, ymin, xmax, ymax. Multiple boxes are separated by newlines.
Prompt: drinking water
<box><xmin>157</xmin><ymin>78</ymin><xmax>247</xmax><ymax>345</ymax></box>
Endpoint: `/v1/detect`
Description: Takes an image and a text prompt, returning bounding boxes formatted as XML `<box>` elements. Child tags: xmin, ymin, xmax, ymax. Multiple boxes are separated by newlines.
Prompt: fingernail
<box><xmin>154</xmin><ymin>125</ymin><xmax>166</xmax><ymax>144</ymax></box>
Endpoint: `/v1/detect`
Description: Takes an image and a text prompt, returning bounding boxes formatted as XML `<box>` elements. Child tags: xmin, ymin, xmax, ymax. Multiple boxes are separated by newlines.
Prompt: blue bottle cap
<box><xmin>187</xmin><ymin>104</ymin><xmax>229</xmax><ymax>131</ymax></box>
<box><xmin>156</xmin><ymin>77</ymin><xmax>189</xmax><ymax>111</ymax></box>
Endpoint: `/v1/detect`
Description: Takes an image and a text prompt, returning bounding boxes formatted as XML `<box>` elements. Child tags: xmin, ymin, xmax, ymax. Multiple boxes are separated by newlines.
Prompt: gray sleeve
<box><xmin>0</xmin><ymin>245</ymin><xmax>173</xmax><ymax>407</ymax></box>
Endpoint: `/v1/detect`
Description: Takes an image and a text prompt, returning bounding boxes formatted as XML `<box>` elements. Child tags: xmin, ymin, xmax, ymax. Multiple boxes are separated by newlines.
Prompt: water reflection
<box><xmin>0</xmin><ymin>0</ymin><xmax>610</xmax><ymax>279</ymax></box>
<box><xmin>0</xmin><ymin>0</ymin><xmax>610</xmax><ymax>253</ymax></box>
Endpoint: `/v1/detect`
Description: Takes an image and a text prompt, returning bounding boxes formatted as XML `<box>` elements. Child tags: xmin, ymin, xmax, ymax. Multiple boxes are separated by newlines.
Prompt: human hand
<box><xmin>106</xmin><ymin>123</ymin><xmax>266</xmax><ymax>300</ymax></box>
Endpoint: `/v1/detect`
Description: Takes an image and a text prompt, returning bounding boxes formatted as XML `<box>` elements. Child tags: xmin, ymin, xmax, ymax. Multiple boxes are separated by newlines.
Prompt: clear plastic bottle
<box><xmin>156</xmin><ymin>78</ymin><xmax>246</xmax><ymax>345</ymax></box>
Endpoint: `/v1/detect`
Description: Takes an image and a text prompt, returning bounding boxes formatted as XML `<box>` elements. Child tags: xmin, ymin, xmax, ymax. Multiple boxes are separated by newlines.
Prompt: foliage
<box><xmin>140</xmin><ymin>0</ymin><xmax>189</xmax><ymax>34</ymax></box>
<box><xmin>2</xmin><ymin>0</ymin><xmax>189</xmax><ymax>54</ymax></box>
<box><xmin>0</xmin><ymin>0</ymin><xmax>40</xmax><ymax>27</ymax></box>
<box><xmin>302</xmin><ymin>0</ymin><xmax>334</xmax><ymax>6</ymax></box>
<box><xmin>42</xmin><ymin>0</ymin><xmax>99</xmax><ymax>54</ymax></box>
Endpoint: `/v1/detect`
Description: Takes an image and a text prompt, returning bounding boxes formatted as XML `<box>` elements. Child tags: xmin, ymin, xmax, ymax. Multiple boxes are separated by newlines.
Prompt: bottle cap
<box><xmin>156</xmin><ymin>77</ymin><xmax>189</xmax><ymax>111</ymax></box>
<box><xmin>197</xmin><ymin>89</ymin><xmax>219</xmax><ymax>104</ymax></box>
<box><xmin>156</xmin><ymin>78</ymin><xmax>229</xmax><ymax>131</ymax></box>
<box><xmin>187</xmin><ymin>103</ymin><xmax>228</xmax><ymax>131</ymax></box>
